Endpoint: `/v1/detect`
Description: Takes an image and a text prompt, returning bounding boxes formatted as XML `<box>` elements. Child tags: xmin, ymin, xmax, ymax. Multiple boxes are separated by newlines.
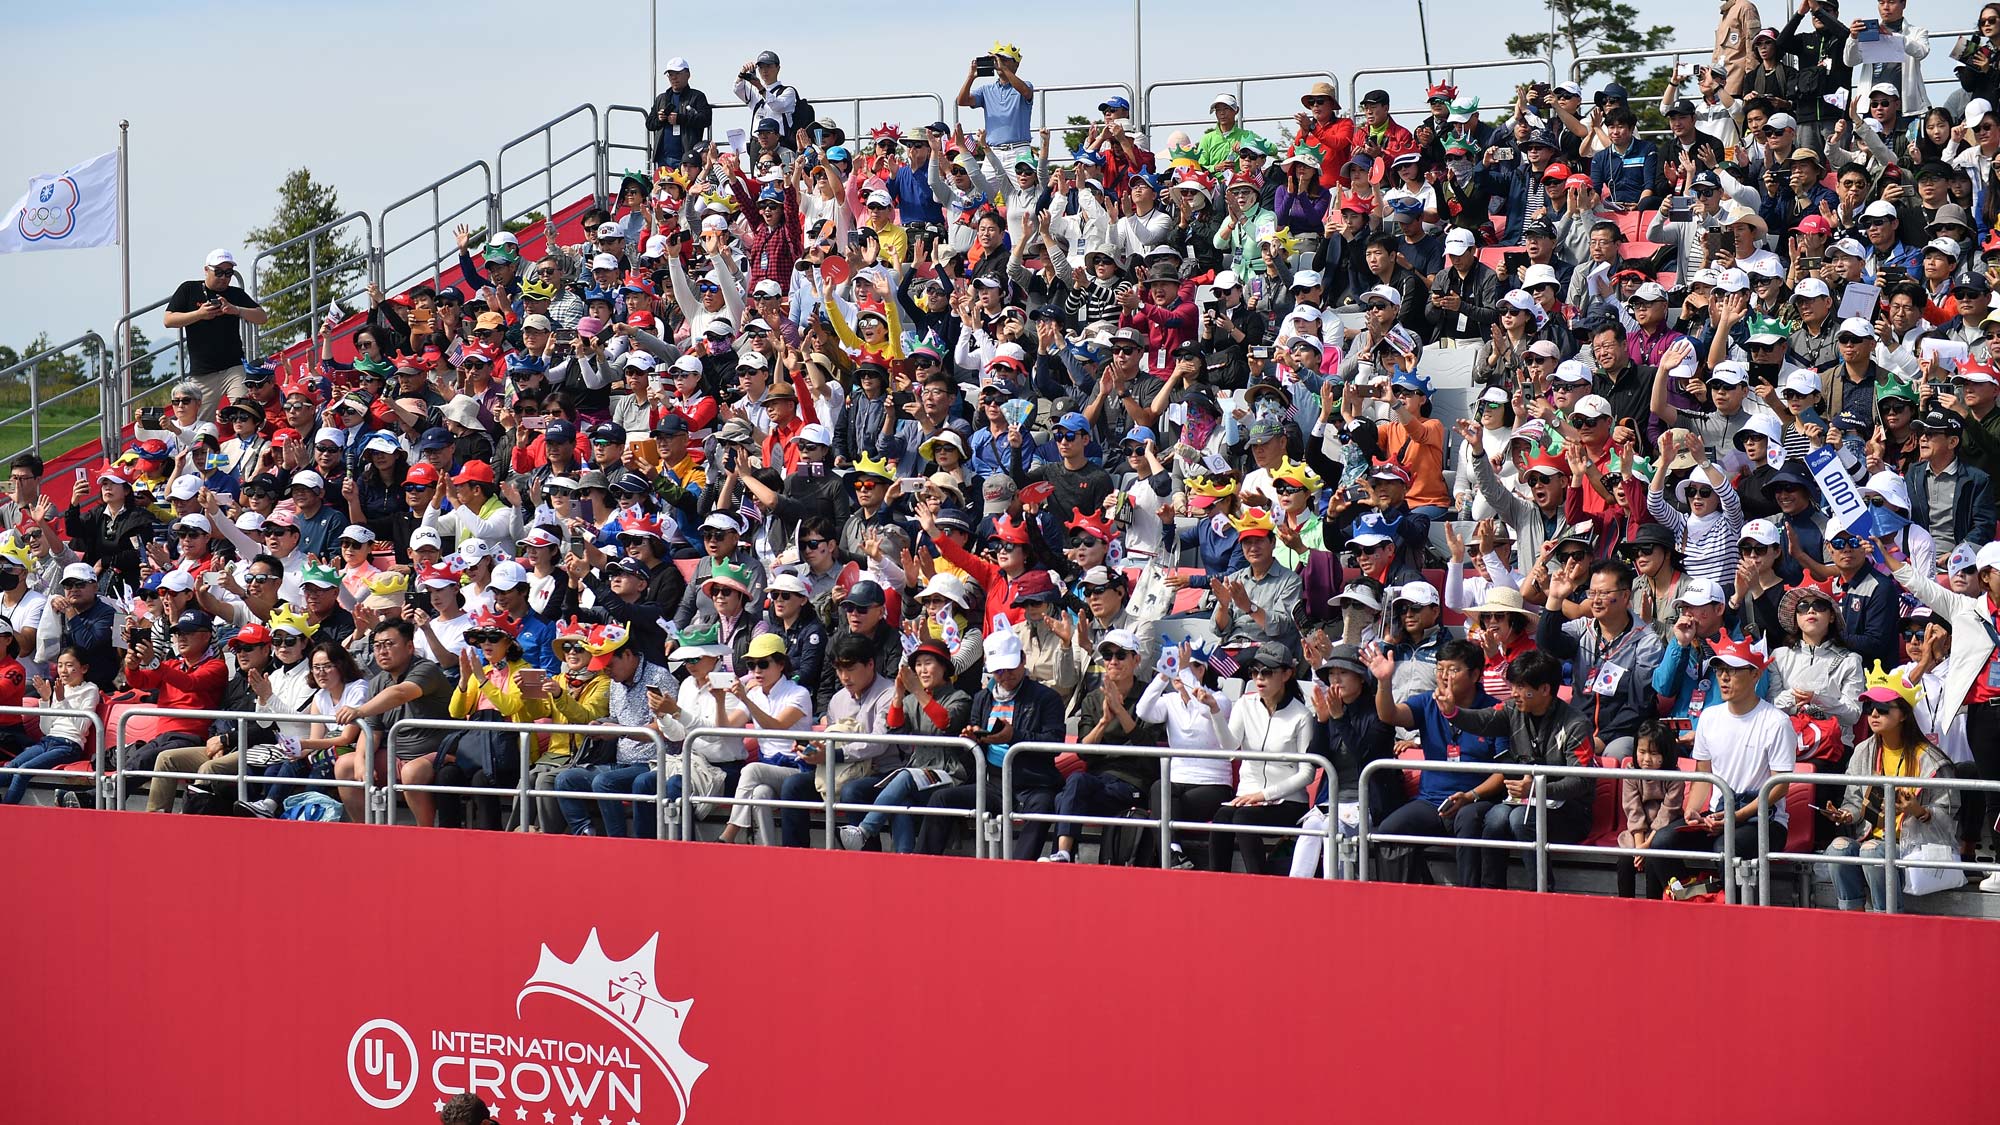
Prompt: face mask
<box><xmin>1447</xmin><ymin>159</ymin><xmax>1472</xmax><ymax>178</ymax></box>
<box><xmin>0</xmin><ymin>572</ymin><xmax>18</xmax><ymax>592</ymax></box>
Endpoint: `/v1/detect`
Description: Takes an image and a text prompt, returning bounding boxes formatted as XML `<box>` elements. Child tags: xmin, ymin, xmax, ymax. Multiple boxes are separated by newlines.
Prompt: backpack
<box><xmin>789</xmin><ymin>94</ymin><xmax>816</xmax><ymax>137</ymax></box>
<box><xmin>282</xmin><ymin>792</ymin><xmax>346</xmax><ymax>822</ymax></box>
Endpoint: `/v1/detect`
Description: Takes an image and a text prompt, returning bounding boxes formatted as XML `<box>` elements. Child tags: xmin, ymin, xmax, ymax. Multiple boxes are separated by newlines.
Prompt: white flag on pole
<box><xmin>0</xmin><ymin>151</ymin><xmax>120</xmax><ymax>254</ymax></box>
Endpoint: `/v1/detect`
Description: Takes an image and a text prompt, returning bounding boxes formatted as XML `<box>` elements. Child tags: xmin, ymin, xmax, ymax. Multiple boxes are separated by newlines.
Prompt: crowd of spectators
<box><xmin>11</xmin><ymin>12</ymin><xmax>2000</xmax><ymax>905</ymax></box>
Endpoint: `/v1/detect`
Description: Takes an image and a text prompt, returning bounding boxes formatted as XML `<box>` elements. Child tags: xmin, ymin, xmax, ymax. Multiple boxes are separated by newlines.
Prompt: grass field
<box><xmin>0</xmin><ymin>401</ymin><xmax>103</xmax><ymax>467</ymax></box>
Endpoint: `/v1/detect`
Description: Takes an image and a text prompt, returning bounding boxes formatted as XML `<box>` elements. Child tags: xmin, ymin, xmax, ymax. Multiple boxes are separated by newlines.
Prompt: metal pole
<box><xmin>1532</xmin><ymin>775</ymin><xmax>1549</xmax><ymax>893</ymax></box>
<box><xmin>117</xmin><ymin>119</ymin><xmax>132</xmax><ymax>454</ymax></box>
<box><xmin>1416</xmin><ymin>0</ymin><xmax>1435</xmax><ymax>84</ymax></box>
<box><xmin>517</xmin><ymin>732</ymin><xmax>532</xmax><ymax>832</ymax></box>
<box><xmin>1157</xmin><ymin>755</ymin><xmax>1172</xmax><ymax>868</ymax></box>
<box><xmin>650</xmin><ymin>0</ymin><xmax>658</xmax><ymax>104</ymax></box>
<box><xmin>680</xmin><ymin>743</ymin><xmax>694</xmax><ymax>842</ymax></box>
<box><xmin>1132</xmin><ymin>0</ymin><xmax>1144</xmax><ymax>131</ymax></box>
<box><xmin>1882</xmin><ymin>781</ymin><xmax>1902</xmax><ymax>915</ymax></box>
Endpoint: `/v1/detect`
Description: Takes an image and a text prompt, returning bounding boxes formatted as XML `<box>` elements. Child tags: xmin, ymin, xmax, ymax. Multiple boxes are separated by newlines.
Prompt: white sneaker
<box><xmin>838</xmin><ymin>825</ymin><xmax>868</xmax><ymax>851</ymax></box>
<box><xmin>1038</xmin><ymin>849</ymin><xmax>1072</xmax><ymax>863</ymax></box>
<box><xmin>1979</xmin><ymin>871</ymin><xmax>2000</xmax><ymax>894</ymax></box>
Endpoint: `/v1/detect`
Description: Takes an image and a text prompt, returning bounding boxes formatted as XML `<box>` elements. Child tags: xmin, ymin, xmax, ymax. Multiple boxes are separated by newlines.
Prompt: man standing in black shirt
<box><xmin>162</xmin><ymin>249</ymin><xmax>268</xmax><ymax>419</ymax></box>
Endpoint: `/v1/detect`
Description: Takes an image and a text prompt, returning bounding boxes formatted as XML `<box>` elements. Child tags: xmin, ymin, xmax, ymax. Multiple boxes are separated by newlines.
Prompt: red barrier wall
<box><xmin>6</xmin><ymin>807</ymin><xmax>1999</xmax><ymax>1124</ymax></box>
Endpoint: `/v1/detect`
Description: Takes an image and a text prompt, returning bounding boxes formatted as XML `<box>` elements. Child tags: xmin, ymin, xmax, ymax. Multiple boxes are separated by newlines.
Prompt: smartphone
<box><xmin>1798</xmin><ymin>406</ymin><xmax>1825</xmax><ymax>429</ymax></box>
<box><xmin>555</xmin><ymin>328</ymin><xmax>577</xmax><ymax>343</ymax></box>
<box><xmin>138</xmin><ymin>407</ymin><xmax>165</xmax><ymax>427</ymax></box>
<box><xmin>1250</xmin><ymin>345</ymin><xmax>1272</xmax><ymax>360</ymax></box>
<box><xmin>973</xmin><ymin>55</ymin><xmax>996</xmax><ymax>77</ymax></box>
<box><xmin>522</xmin><ymin>415</ymin><xmax>549</xmax><ymax>431</ymax></box>
<box><xmin>706</xmin><ymin>670</ymin><xmax>735</xmax><ymax>690</ymax></box>
<box><xmin>1503</xmin><ymin>251</ymin><xmax>1529</xmax><ymax>275</ymax></box>
<box><xmin>1489</xmin><ymin>146</ymin><xmax>1516</xmax><ymax>163</ymax></box>
<box><xmin>1665</xmin><ymin>196</ymin><xmax>1692</xmax><ymax>222</ymax></box>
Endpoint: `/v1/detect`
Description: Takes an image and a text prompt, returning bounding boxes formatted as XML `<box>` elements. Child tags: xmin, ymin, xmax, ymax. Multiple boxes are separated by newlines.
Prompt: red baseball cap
<box><xmin>231</xmin><ymin>623</ymin><xmax>274</xmax><ymax>647</ymax></box>
<box><xmin>271</xmin><ymin>428</ymin><xmax>302</xmax><ymax>447</ymax></box>
<box><xmin>1796</xmin><ymin>213</ymin><xmax>1833</xmax><ymax>236</ymax></box>
<box><xmin>406</xmin><ymin>462</ymin><xmax>440</xmax><ymax>487</ymax></box>
<box><xmin>1542</xmin><ymin>162</ymin><xmax>1572</xmax><ymax>181</ymax></box>
<box><xmin>451</xmin><ymin>460</ymin><xmax>496</xmax><ymax>486</ymax></box>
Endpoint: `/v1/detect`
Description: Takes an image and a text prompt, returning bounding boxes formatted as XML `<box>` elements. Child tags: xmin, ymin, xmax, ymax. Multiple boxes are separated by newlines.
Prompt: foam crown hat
<box><xmin>1228</xmin><ymin>507</ymin><xmax>1277</xmax><ymax>536</ymax></box>
<box><xmin>867</xmin><ymin>121</ymin><xmax>901</xmax><ymax>143</ymax></box>
<box><xmin>1186</xmin><ymin>473</ymin><xmax>1238</xmax><ymax>498</ymax></box>
<box><xmin>850</xmin><ymin>452</ymin><xmax>897</xmax><ymax>481</ymax></box>
<box><xmin>1707</xmin><ymin>632</ymin><xmax>1770</xmax><ymax>671</ymax></box>
<box><xmin>991</xmin><ymin>514</ymin><xmax>1031</xmax><ymax>544</ymax></box>
<box><xmin>1864</xmin><ymin>661</ymin><xmax>1919</xmax><ymax>708</ymax></box>
<box><xmin>706</xmin><ymin>559</ymin><xmax>755</xmax><ymax>591</ymax></box>
<box><xmin>365</xmin><ymin>571</ymin><xmax>410</xmax><ymax>596</ymax></box>
<box><xmin>469</xmin><ymin>607</ymin><xmax>522</xmax><ymax>637</ymax></box>
<box><xmin>555</xmin><ymin>615</ymin><xmax>592</xmax><ymax>642</ymax></box>
<box><xmin>676</xmin><ymin>620</ymin><xmax>722</xmax><ymax>649</ymax></box>
<box><xmin>991</xmin><ymin>41</ymin><xmax>1022</xmax><ymax>60</ymax></box>
<box><xmin>519</xmin><ymin>277</ymin><xmax>559</xmax><ymax>300</ymax></box>
<box><xmin>1270</xmin><ymin>456</ymin><xmax>1323</xmax><ymax>491</ymax></box>
<box><xmin>584</xmin><ymin>622</ymin><xmax>631</xmax><ymax>658</ymax></box>
<box><xmin>351</xmin><ymin>355</ymin><xmax>395</xmax><ymax>376</ymax></box>
<box><xmin>619</xmin><ymin>511</ymin><xmax>665</xmax><ymax>539</ymax></box>
<box><xmin>266</xmin><ymin>604</ymin><xmax>319</xmax><ymax>638</ymax></box>
<box><xmin>301</xmin><ymin>562</ymin><xmax>341</xmax><ymax>587</ymax></box>
<box><xmin>0</xmin><ymin>540</ymin><xmax>32</xmax><ymax>569</ymax></box>
<box><xmin>1064</xmin><ymin>506</ymin><xmax>1114</xmax><ymax>541</ymax></box>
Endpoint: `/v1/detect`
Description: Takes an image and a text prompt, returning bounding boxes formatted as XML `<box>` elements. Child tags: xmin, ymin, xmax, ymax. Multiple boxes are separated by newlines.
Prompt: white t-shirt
<box><xmin>1691</xmin><ymin>697</ymin><xmax>1797</xmax><ymax>824</ymax></box>
<box><xmin>0</xmin><ymin>589</ymin><xmax>48</xmax><ymax>680</ymax></box>
<box><xmin>745</xmin><ymin>678</ymin><xmax>813</xmax><ymax>758</ymax></box>
<box><xmin>416</xmin><ymin>611</ymin><xmax>470</xmax><ymax>664</ymax></box>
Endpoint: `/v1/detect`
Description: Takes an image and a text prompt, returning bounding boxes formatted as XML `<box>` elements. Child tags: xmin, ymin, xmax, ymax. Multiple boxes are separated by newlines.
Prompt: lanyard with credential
<box><xmin>1590</xmin><ymin>620</ymin><xmax>1642</xmax><ymax>733</ymax></box>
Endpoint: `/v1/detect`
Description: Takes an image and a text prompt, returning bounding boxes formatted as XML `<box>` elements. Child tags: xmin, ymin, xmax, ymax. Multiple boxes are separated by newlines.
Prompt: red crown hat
<box><xmin>991</xmin><ymin>514</ymin><xmax>1031</xmax><ymax>545</ymax></box>
<box><xmin>555</xmin><ymin>615</ymin><xmax>592</xmax><ymax>643</ymax></box>
<box><xmin>280</xmin><ymin>381</ymin><xmax>321</xmax><ymax>403</ymax></box>
<box><xmin>1175</xmin><ymin>168</ymin><xmax>1216</xmax><ymax>194</ymax></box>
<box><xmin>619</xmin><ymin>512</ymin><xmax>665</xmax><ymax>539</ymax></box>
<box><xmin>1426</xmin><ymin>82</ymin><xmax>1459</xmax><ymax>102</ymax></box>
<box><xmin>1521</xmin><ymin>451</ymin><xmax>1571</xmax><ymax>478</ymax></box>
<box><xmin>1785</xmin><ymin>574</ymin><xmax>1840</xmax><ymax>600</ymax></box>
<box><xmin>856</xmin><ymin>296</ymin><xmax>888</xmax><ymax>323</ymax></box>
<box><xmin>1064</xmin><ymin>507</ymin><xmax>1114</xmax><ymax>541</ymax></box>
<box><xmin>867</xmin><ymin>121</ymin><xmax>901</xmax><ymax>143</ymax></box>
<box><xmin>469</xmin><ymin>608</ymin><xmax>522</xmax><ymax>638</ymax></box>
<box><xmin>1708</xmin><ymin>633</ymin><xmax>1770</xmax><ymax>671</ymax></box>
<box><xmin>622</xmin><ymin>270</ymin><xmax>655</xmax><ymax>295</ymax></box>
<box><xmin>420</xmin><ymin>561</ymin><xmax>465</xmax><ymax>586</ymax></box>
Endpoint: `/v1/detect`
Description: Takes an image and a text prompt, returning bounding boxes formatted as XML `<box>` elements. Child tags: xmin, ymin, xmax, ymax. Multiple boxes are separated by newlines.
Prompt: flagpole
<box><xmin>116</xmin><ymin>120</ymin><xmax>132</xmax><ymax>457</ymax></box>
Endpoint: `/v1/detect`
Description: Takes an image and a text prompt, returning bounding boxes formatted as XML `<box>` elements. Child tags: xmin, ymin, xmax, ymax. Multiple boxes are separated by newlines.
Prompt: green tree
<box><xmin>244</xmin><ymin>168</ymin><xmax>365</xmax><ymax>351</ymax></box>
<box><xmin>1062</xmin><ymin>114</ymin><xmax>1091</xmax><ymax>159</ymax></box>
<box><xmin>124</xmin><ymin>323</ymin><xmax>157</xmax><ymax>386</ymax></box>
<box><xmin>1506</xmin><ymin>0</ymin><xmax>1676</xmax><ymax>92</ymax></box>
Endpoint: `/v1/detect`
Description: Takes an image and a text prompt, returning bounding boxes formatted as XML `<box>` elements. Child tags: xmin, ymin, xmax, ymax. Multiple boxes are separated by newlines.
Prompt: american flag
<box><xmin>1207</xmin><ymin>648</ymin><xmax>1240</xmax><ymax>678</ymax></box>
<box><xmin>735</xmin><ymin>491</ymin><xmax>761</xmax><ymax>527</ymax></box>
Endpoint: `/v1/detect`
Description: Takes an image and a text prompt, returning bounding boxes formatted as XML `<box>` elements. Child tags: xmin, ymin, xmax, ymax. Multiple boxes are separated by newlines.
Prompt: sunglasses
<box><xmin>466</xmin><ymin>630</ymin><xmax>509</xmax><ymax>645</ymax></box>
<box><xmin>209</xmin><ymin>266</ymin><xmax>235</xmax><ymax>277</ymax></box>
<box><xmin>697</xmin><ymin>282</ymin><xmax>721</xmax><ymax>293</ymax></box>
<box><xmin>273</xmin><ymin>634</ymin><xmax>307</xmax><ymax>647</ymax></box>
<box><xmin>1554</xmin><ymin>550</ymin><xmax>1590</xmax><ymax>563</ymax></box>
<box><xmin>1683</xmin><ymin>486</ymin><xmax>1715</xmax><ymax>499</ymax></box>
<box><xmin>1080</xmin><ymin>583</ymin><xmax>1118</xmax><ymax>596</ymax></box>
<box><xmin>701</xmin><ymin>530</ymin><xmax>731</xmax><ymax>541</ymax></box>
<box><xmin>174</xmin><ymin>529</ymin><xmax>206</xmax><ymax>539</ymax></box>
<box><xmin>1304</xmin><ymin>97</ymin><xmax>1331</xmax><ymax>106</ymax></box>
<box><xmin>1828</xmin><ymin>536</ymin><xmax>1867</xmax><ymax>550</ymax></box>
<box><xmin>1110</xmin><ymin>345</ymin><xmax>1141</xmax><ymax>355</ymax></box>
<box><xmin>171</xmin><ymin>396</ymin><xmax>199</xmax><ymax>406</ymax></box>
<box><xmin>1859</xmin><ymin>698</ymin><xmax>1899</xmax><ymax>716</ymax></box>
<box><xmin>405</xmin><ymin>483</ymin><xmax>433</xmax><ymax>493</ymax></box>
<box><xmin>559</xmin><ymin>643</ymin><xmax>588</xmax><ymax>656</ymax></box>
<box><xmin>245</xmin><ymin>573</ymin><xmax>281</xmax><ymax>584</ymax></box>
<box><xmin>745</xmin><ymin>657</ymin><xmax>783</xmax><ymax>672</ymax></box>
<box><xmin>1273</xmin><ymin>482</ymin><xmax>1307</xmax><ymax>496</ymax></box>
<box><xmin>1101</xmin><ymin>648</ymin><xmax>1138</xmax><ymax>661</ymax></box>
<box><xmin>545</xmin><ymin>486</ymin><xmax>575</xmax><ymax>497</ymax></box>
<box><xmin>60</xmin><ymin>578</ymin><xmax>91</xmax><ymax>588</ymax></box>
<box><xmin>801</xmin><ymin>538</ymin><xmax>831</xmax><ymax>551</ymax></box>
<box><xmin>1794</xmin><ymin>599</ymin><xmax>1834</xmax><ymax>615</ymax></box>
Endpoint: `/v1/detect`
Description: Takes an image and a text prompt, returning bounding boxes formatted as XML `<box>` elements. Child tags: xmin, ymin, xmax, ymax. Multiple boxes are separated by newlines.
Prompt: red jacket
<box><xmin>934</xmin><ymin>535</ymin><xmax>1028</xmax><ymax>627</ymax></box>
<box><xmin>124</xmin><ymin>654</ymin><xmax>228</xmax><ymax>738</ymax></box>
<box><xmin>1296</xmin><ymin>118</ymin><xmax>1357</xmax><ymax>190</ymax></box>
<box><xmin>1120</xmin><ymin>285</ymin><xmax>1199</xmax><ymax>375</ymax></box>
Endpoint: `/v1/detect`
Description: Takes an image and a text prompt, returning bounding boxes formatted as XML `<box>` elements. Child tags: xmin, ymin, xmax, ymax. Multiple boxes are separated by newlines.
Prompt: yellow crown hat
<box><xmin>851</xmin><ymin>452</ymin><xmax>897</xmax><ymax>482</ymax></box>
<box><xmin>1862</xmin><ymin>661</ymin><xmax>1918</xmax><ymax>709</ymax></box>
<box><xmin>1228</xmin><ymin>508</ymin><xmax>1276</xmax><ymax>537</ymax></box>
<box><xmin>366</xmin><ymin>571</ymin><xmax>409</xmax><ymax>596</ymax></box>
<box><xmin>266</xmin><ymin>604</ymin><xmax>319</xmax><ymax>639</ymax></box>
<box><xmin>991</xmin><ymin>41</ymin><xmax>1023</xmax><ymax>61</ymax></box>
<box><xmin>1270</xmin><ymin>456</ymin><xmax>1323</xmax><ymax>492</ymax></box>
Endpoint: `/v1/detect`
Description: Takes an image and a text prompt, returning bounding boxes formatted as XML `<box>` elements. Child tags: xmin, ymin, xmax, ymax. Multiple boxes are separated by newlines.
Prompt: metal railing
<box><xmin>496</xmin><ymin>105</ymin><xmax>603</xmax><ymax>233</ymax></box>
<box><xmin>246</xmin><ymin>209</ymin><xmax>376</xmax><ymax>357</ymax></box>
<box><xmin>1001</xmin><ymin>741</ymin><xmax>1338</xmax><ymax>874</ymax></box>
<box><xmin>1756</xmin><ymin>772</ymin><xmax>2000</xmax><ymax>913</ymax></box>
<box><xmin>386</xmin><ymin>718</ymin><xmax>669</xmax><ymax>835</ymax></box>
<box><xmin>1029</xmin><ymin>82</ymin><xmax>1136</xmax><ymax>158</ymax></box>
<box><xmin>1358</xmin><ymin>758</ymin><xmax>1743</xmax><ymax>898</ymax></box>
<box><xmin>378</xmin><ymin>161</ymin><xmax>497</xmax><ymax>297</ymax></box>
<box><xmin>1353</xmin><ymin>57</ymin><xmax>1559</xmax><ymax>125</ymax></box>
<box><xmin>0</xmin><ymin>705</ymin><xmax>109</xmax><ymax>807</ymax></box>
<box><xmin>0</xmin><ymin>333</ymin><xmax>111</xmax><ymax>467</ymax></box>
<box><xmin>113</xmin><ymin>705</ymin><xmax>375</xmax><ymax>817</ymax></box>
<box><xmin>684</xmin><ymin>726</ymin><xmax>986</xmax><ymax>853</ymax></box>
<box><xmin>111</xmin><ymin>297</ymin><xmax>186</xmax><ymax>450</ymax></box>
<box><xmin>602</xmin><ymin>104</ymin><xmax>660</xmax><ymax>200</ymax></box>
<box><xmin>1143</xmin><ymin>71</ymin><xmax>1338</xmax><ymax>147</ymax></box>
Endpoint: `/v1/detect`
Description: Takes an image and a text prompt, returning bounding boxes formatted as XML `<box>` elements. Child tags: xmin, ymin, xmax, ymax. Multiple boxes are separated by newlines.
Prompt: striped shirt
<box><xmin>1646</xmin><ymin>470</ymin><xmax>1744</xmax><ymax>591</ymax></box>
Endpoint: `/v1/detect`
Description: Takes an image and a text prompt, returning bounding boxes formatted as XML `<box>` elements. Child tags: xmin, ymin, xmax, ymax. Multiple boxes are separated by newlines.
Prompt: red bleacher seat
<box><xmin>1619</xmin><ymin>239</ymin><xmax>1665</xmax><ymax>260</ymax></box>
<box><xmin>1611</xmin><ymin>209</ymin><xmax>1654</xmax><ymax>242</ymax></box>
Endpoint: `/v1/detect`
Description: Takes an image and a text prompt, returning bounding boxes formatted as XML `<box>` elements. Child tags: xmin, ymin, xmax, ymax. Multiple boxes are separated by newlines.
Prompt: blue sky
<box><xmin>0</xmin><ymin>0</ymin><xmax>1970</xmax><ymax>352</ymax></box>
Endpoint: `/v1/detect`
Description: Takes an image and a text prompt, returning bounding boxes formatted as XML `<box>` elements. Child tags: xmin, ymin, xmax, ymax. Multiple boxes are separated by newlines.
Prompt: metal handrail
<box><xmin>377</xmin><ymin>161</ymin><xmax>496</xmax><ymax>298</ymax></box>
<box><xmin>247</xmin><ymin>210</ymin><xmax>375</xmax><ymax>357</ymax></box>
<box><xmin>683</xmin><ymin>726</ymin><xmax>986</xmax><ymax>854</ymax></box>
<box><xmin>1001</xmin><ymin>741</ymin><xmax>1338</xmax><ymax>875</ymax></box>
<box><xmin>113</xmin><ymin>705</ymin><xmax>375</xmax><ymax>818</ymax></box>
<box><xmin>1350</xmin><ymin>57</ymin><xmax>1558</xmax><ymax>125</ymax></box>
<box><xmin>386</xmin><ymin>717</ymin><xmax>668</xmax><ymax>835</ymax></box>
<box><xmin>1142</xmin><ymin>71</ymin><xmax>1337</xmax><ymax>143</ymax></box>
<box><xmin>0</xmin><ymin>705</ymin><xmax>109</xmax><ymax>808</ymax></box>
<box><xmin>0</xmin><ymin>333</ymin><xmax>108</xmax><ymax>462</ymax></box>
<box><xmin>1568</xmin><ymin>47</ymin><xmax>1719</xmax><ymax>85</ymax></box>
<box><xmin>1756</xmin><ymin>772</ymin><xmax>2000</xmax><ymax>913</ymax></box>
<box><xmin>497</xmin><ymin>105</ymin><xmax>603</xmax><ymax>234</ymax></box>
<box><xmin>1358</xmin><ymin>758</ymin><xmax>1742</xmax><ymax>898</ymax></box>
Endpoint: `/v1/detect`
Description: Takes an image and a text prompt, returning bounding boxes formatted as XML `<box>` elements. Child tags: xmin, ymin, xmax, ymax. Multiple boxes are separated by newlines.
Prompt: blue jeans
<box><xmin>1406</xmin><ymin>504</ymin><xmax>1450</xmax><ymax>522</ymax></box>
<box><xmin>1823</xmin><ymin>836</ymin><xmax>1896</xmax><ymax>911</ymax></box>
<box><xmin>632</xmin><ymin>761</ymin><xmax>742</xmax><ymax>840</ymax></box>
<box><xmin>779</xmin><ymin>770</ymin><xmax>880</xmax><ymax>848</ymax></box>
<box><xmin>3</xmin><ymin>737</ymin><xmax>84</xmax><ymax>804</ymax></box>
<box><xmin>1476</xmin><ymin>797</ymin><xmax>1591</xmax><ymax>890</ymax></box>
<box><xmin>555</xmin><ymin>762</ymin><xmax>650</xmax><ymax>835</ymax></box>
<box><xmin>856</xmin><ymin>771</ymin><xmax>925</xmax><ymax>853</ymax></box>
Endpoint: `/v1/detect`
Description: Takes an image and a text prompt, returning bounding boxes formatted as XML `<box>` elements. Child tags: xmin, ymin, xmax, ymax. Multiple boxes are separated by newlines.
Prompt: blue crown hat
<box><xmin>1186</xmin><ymin>641</ymin><xmax>1220</xmax><ymax>666</ymax></box>
<box><xmin>581</xmin><ymin>287</ymin><xmax>615</xmax><ymax>304</ymax></box>
<box><xmin>1353</xmin><ymin>511</ymin><xmax>1404</xmax><ymax>539</ymax></box>
<box><xmin>507</xmin><ymin>353</ymin><xmax>548</xmax><ymax>376</ymax></box>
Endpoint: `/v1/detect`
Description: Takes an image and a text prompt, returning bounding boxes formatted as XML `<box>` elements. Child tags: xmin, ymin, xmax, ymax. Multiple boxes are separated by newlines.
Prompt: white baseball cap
<box><xmin>488</xmin><ymin>560</ymin><xmax>529</xmax><ymax>590</ymax></box>
<box><xmin>410</xmin><ymin>527</ymin><xmax>444</xmax><ymax>551</ymax></box>
<box><xmin>1678</xmin><ymin>577</ymin><xmax>1726</xmax><ymax>607</ymax></box>
<box><xmin>664</xmin><ymin>56</ymin><xmax>691</xmax><ymax>73</ymax></box>
<box><xmin>1570</xmin><ymin>394</ymin><xmax>1613</xmax><ymax>419</ymax></box>
<box><xmin>172</xmin><ymin>513</ymin><xmax>212</xmax><ymax>534</ymax></box>
<box><xmin>1926</xmin><ymin>236</ymin><xmax>1963</xmax><ymax>260</ymax></box>
<box><xmin>1551</xmin><ymin>359</ymin><xmax>1593</xmax><ymax>384</ymax></box>
<box><xmin>1794</xmin><ymin>277</ymin><xmax>1831</xmax><ymax>300</ymax></box>
<box><xmin>1862</xmin><ymin>200</ymin><xmax>1898</xmax><ymax>220</ymax></box>
<box><xmin>61</xmin><ymin>562</ymin><xmax>96</xmax><ymax>584</ymax></box>
<box><xmin>1712</xmin><ymin>269</ymin><xmax>1750</xmax><ymax>294</ymax></box>
<box><xmin>797</xmin><ymin>422</ymin><xmax>833</xmax><ymax>447</ymax></box>
<box><xmin>168</xmin><ymin>474</ymin><xmax>204</xmax><ymax>501</ymax></box>
<box><xmin>1780</xmin><ymin>370</ymin><xmax>1823</xmax><ymax>397</ymax></box>
<box><xmin>1836</xmin><ymin>316</ymin><xmax>1876</xmax><ymax>341</ymax></box>
<box><xmin>643</xmin><ymin>235</ymin><xmax>670</xmax><ymax>259</ymax></box>
<box><xmin>290</xmin><ymin>469</ymin><xmax>326</xmax><ymax>492</ymax></box>
<box><xmin>1443</xmin><ymin>228</ymin><xmax>1478</xmax><ymax>255</ymax></box>
<box><xmin>1390</xmin><ymin>580</ymin><xmax>1440</xmax><ymax>608</ymax></box>
<box><xmin>1707</xmin><ymin>360</ymin><xmax>1750</xmax><ymax>386</ymax></box>
<box><xmin>1521</xmin><ymin>264</ymin><xmax>1561</xmax><ymax>289</ymax></box>
<box><xmin>1363</xmin><ymin>283</ymin><xmax>1403</xmax><ymax>307</ymax></box>
<box><xmin>1630</xmin><ymin>281</ymin><xmax>1668</xmax><ymax>302</ymax></box>
<box><xmin>591</xmin><ymin>253</ymin><xmax>621</xmax><ymax>272</ymax></box>
<box><xmin>1978</xmin><ymin>542</ymin><xmax>2000</xmax><ymax>573</ymax></box>
<box><xmin>982</xmin><ymin>629</ymin><xmax>1025</xmax><ymax>672</ymax></box>
<box><xmin>1739</xmin><ymin>519</ymin><xmax>1782</xmax><ymax>547</ymax></box>
<box><xmin>205</xmin><ymin>249</ymin><xmax>237</xmax><ymax>268</ymax></box>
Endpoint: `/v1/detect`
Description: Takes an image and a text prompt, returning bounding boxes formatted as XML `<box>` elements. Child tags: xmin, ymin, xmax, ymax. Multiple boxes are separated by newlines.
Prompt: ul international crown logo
<box><xmin>348</xmin><ymin>930</ymin><xmax>707</xmax><ymax>1124</ymax></box>
<box><xmin>18</xmin><ymin>176</ymin><xmax>80</xmax><ymax>242</ymax></box>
